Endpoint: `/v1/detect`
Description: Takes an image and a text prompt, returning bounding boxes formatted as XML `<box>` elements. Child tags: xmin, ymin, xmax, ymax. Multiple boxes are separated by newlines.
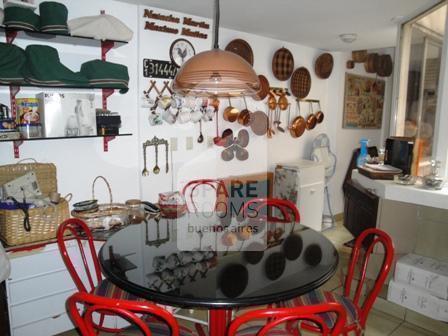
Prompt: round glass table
<box><xmin>99</xmin><ymin>213</ymin><xmax>338</xmax><ymax>336</ymax></box>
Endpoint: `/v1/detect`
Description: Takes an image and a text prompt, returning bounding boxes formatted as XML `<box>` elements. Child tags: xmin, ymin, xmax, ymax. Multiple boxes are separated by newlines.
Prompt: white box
<box><xmin>394</xmin><ymin>254</ymin><xmax>448</xmax><ymax>300</ymax></box>
<box><xmin>37</xmin><ymin>93</ymin><xmax>98</xmax><ymax>138</ymax></box>
<box><xmin>388</xmin><ymin>280</ymin><xmax>448</xmax><ymax>322</ymax></box>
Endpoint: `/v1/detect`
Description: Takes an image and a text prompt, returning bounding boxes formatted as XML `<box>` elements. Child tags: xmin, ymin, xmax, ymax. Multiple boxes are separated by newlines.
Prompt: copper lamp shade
<box><xmin>173</xmin><ymin>49</ymin><xmax>259</xmax><ymax>97</ymax></box>
<box><xmin>172</xmin><ymin>0</ymin><xmax>259</xmax><ymax>97</ymax></box>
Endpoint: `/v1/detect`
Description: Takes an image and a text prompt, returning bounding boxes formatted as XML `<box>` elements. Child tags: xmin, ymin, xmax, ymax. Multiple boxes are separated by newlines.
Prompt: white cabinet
<box><xmin>274</xmin><ymin>160</ymin><xmax>325</xmax><ymax>231</ymax></box>
<box><xmin>6</xmin><ymin>240</ymin><xmax>104</xmax><ymax>336</ymax></box>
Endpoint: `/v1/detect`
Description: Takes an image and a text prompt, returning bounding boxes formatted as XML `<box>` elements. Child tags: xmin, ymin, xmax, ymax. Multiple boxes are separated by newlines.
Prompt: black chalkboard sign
<box><xmin>143</xmin><ymin>59</ymin><xmax>178</xmax><ymax>79</ymax></box>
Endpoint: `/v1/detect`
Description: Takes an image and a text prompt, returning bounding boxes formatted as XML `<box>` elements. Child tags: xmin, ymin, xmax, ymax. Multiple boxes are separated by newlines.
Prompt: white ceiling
<box><xmin>122</xmin><ymin>0</ymin><xmax>441</xmax><ymax>51</ymax></box>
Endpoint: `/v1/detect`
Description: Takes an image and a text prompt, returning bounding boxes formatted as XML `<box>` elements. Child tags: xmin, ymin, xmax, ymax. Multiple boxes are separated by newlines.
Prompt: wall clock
<box><xmin>170</xmin><ymin>38</ymin><xmax>195</xmax><ymax>68</ymax></box>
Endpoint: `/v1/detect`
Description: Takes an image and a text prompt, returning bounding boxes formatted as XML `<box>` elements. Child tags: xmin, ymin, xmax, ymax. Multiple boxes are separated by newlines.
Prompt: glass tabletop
<box><xmin>99</xmin><ymin>213</ymin><xmax>338</xmax><ymax>309</ymax></box>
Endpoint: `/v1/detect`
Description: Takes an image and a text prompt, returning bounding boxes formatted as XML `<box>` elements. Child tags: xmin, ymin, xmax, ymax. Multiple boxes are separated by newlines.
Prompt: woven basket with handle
<box><xmin>0</xmin><ymin>159</ymin><xmax>69</xmax><ymax>246</ymax></box>
<box><xmin>71</xmin><ymin>176</ymin><xmax>128</xmax><ymax>229</ymax></box>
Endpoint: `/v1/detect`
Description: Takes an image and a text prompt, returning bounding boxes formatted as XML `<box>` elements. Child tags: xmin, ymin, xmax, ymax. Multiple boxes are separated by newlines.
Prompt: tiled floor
<box><xmin>59</xmin><ymin>222</ymin><xmax>440</xmax><ymax>336</ymax></box>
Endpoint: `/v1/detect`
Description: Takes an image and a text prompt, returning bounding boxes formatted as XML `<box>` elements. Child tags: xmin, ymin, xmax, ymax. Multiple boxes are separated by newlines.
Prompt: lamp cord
<box><xmin>213</xmin><ymin>0</ymin><xmax>220</xmax><ymax>49</ymax></box>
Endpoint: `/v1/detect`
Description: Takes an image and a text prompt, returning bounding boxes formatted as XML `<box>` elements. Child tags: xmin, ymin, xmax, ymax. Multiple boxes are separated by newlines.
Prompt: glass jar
<box><xmin>125</xmin><ymin>199</ymin><xmax>146</xmax><ymax>224</ymax></box>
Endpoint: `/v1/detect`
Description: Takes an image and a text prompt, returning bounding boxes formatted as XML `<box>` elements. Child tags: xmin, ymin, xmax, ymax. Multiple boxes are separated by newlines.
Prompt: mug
<box><xmin>177</xmin><ymin>108</ymin><xmax>191</xmax><ymax>124</ymax></box>
<box><xmin>190</xmin><ymin>108</ymin><xmax>203</xmax><ymax>123</ymax></box>
<box><xmin>203</xmin><ymin>106</ymin><xmax>215</xmax><ymax>122</ymax></box>
<box><xmin>162</xmin><ymin>110</ymin><xmax>176</xmax><ymax>124</ymax></box>
<box><xmin>153</xmin><ymin>256</ymin><xmax>166</xmax><ymax>272</ymax></box>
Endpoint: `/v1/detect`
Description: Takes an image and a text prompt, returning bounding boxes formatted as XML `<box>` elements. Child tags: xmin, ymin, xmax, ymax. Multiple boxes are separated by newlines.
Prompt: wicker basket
<box><xmin>0</xmin><ymin>159</ymin><xmax>69</xmax><ymax>246</ymax></box>
<box><xmin>71</xmin><ymin>176</ymin><xmax>128</xmax><ymax>229</ymax></box>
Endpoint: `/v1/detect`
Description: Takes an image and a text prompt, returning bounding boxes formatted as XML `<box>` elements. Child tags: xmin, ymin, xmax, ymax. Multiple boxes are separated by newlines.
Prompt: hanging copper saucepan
<box><xmin>289</xmin><ymin>100</ymin><xmax>306</xmax><ymax>138</ymax></box>
<box><xmin>305</xmin><ymin>101</ymin><xmax>317</xmax><ymax>130</ymax></box>
<box><xmin>223</xmin><ymin>98</ymin><xmax>239</xmax><ymax>123</ymax></box>
<box><xmin>267</xmin><ymin>92</ymin><xmax>277</xmax><ymax>111</ymax></box>
<box><xmin>315</xmin><ymin>101</ymin><xmax>324</xmax><ymax>124</ymax></box>
<box><xmin>238</xmin><ymin>97</ymin><xmax>252</xmax><ymax>126</ymax></box>
<box><xmin>277</xmin><ymin>92</ymin><xmax>289</xmax><ymax>111</ymax></box>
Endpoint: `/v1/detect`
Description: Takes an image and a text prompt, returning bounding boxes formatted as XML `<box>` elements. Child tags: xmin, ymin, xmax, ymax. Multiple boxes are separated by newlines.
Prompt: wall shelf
<box><xmin>1</xmin><ymin>18</ymin><xmax>130</xmax><ymax>158</ymax></box>
<box><xmin>0</xmin><ymin>25</ymin><xmax>129</xmax><ymax>46</ymax></box>
<box><xmin>0</xmin><ymin>134</ymin><xmax>133</xmax><ymax>158</ymax></box>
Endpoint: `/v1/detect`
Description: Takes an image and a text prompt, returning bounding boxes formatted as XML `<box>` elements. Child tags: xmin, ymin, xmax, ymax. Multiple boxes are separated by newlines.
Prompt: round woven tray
<box><xmin>272</xmin><ymin>47</ymin><xmax>294</xmax><ymax>81</ymax></box>
<box><xmin>290</xmin><ymin>67</ymin><xmax>311</xmax><ymax>98</ymax></box>
<box><xmin>315</xmin><ymin>53</ymin><xmax>334</xmax><ymax>79</ymax></box>
<box><xmin>225</xmin><ymin>39</ymin><xmax>254</xmax><ymax>66</ymax></box>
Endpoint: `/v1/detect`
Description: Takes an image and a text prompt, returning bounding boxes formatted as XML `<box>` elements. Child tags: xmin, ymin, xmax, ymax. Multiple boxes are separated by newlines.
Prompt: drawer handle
<box><xmin>310</xmin><ymin>189</ymin><xmax>316</xmax><ymax>194</ymax></box>
<box><xmin>52</xmin><ymin>314</ymin><xmax>62</xmax><ymax>319</ymax></box>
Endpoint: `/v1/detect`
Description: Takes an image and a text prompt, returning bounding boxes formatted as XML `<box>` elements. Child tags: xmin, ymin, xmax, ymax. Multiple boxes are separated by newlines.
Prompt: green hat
<box><xmin>23</xmin><ymin>45</ymin><xmax>89</xmax><ymax>87</ymax></box>
<box><xmin>39</xmin><ymin>2</ymin><xmax>68</xmax><ymax>34</ymax></box>
<box><xmin>80</xmin><ymin>60</ymin><xmax>129</xmax><ymax>94</ymax></box>
<box><xmin>4</xmin><ymin>6</ymin><xmax>40</xmax><ymax>31</ymax></box>
<box><xmin>0</xmin><ymin>43</ymin><xmax>26</xmax><ymax>84</ymax></box>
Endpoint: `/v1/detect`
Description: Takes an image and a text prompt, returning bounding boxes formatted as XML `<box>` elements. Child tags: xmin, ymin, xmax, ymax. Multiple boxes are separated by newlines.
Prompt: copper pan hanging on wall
<box><xmin>289</xmin><ymin>100</ymin><xmax>306</xmax><ymax>138</ymax></box>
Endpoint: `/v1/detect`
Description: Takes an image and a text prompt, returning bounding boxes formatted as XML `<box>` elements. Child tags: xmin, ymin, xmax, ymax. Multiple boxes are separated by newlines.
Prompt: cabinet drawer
<box><xmin>9</xmin><ymin>241</ymin><xmax>78</xmax><ymax>280</ymax></box>
<box><xmin>10</xmin><ymin>289</ymin><xmax>75</xmax><ymax>328</ymax></box>
<box><xmin>8</xmin><ymin>268</ymin><xmax>76</xmax><ymax>305</ymax></box>
<box><xmin>12</xmin><ymin>312</ymin><xmax>73</xmax><ymax>336</ymax></box>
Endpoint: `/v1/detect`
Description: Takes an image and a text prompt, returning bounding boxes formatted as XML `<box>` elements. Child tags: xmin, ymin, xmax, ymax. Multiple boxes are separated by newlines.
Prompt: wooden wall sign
<box><xmin>143</xmin><ymin>9</ymin><xmax>180</xmax><ymax>23</ymax></box>
<box><xmin>144</xmin><ymin>22</ymin><xmax>179</xmax><ymax>34</ymax></box>
<box><xmin>181</xmin><ymin>28</ymin><xmax>208</xmax><ymax>39</ymax></box>
<box><xmin>183</xmin><ymin>17</ymin><xmax>210</xmax><ymax>29</ymax></box>
<box><xmin>143</xmin><ymin>59</ymin><xmax>178</xmax><ymax>79</ymax></box>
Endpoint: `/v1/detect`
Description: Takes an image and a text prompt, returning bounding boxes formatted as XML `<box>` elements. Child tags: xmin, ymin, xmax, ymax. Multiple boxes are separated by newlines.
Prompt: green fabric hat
<box><xmin>4</xmin><ymin>6</ymin><xmax>40</xmax><ymax>31</ymax></box>
<box><xmin>39</xmin><ymin>2</ymin><xmax>68</xmax><ymax>34</ymax></box>
<box><xmin>80</xmin><ymin>60</ymin><xmax>129</xmax><ymax>94</ymax></box>
<box><xmin>23</xmin><ymin>45</ymin><xmax>89</xmax><ymax>87</ymax></box>
<box><xmin>0</xmin><ymin>43</ymin><xmax>26</xmax><ymax>84</ymax></box>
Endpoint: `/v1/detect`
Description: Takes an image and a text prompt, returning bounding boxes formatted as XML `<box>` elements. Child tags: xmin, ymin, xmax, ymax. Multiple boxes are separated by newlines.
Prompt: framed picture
<box><xmin>343</xmin><ymin>73</ymin><xmax>385</xmax><ymax>129</ymax></box>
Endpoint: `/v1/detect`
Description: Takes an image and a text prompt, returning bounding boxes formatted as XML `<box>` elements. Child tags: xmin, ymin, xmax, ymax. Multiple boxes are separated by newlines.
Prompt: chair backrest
<box><xmin>242</xmin><ymin>198</ymin><xmax>300</xmax><ymax>225</ymax></box>
<box><xmin>57</xmin><ymin>218</ymin><xmax>102</xmax><ymax>293</ymax></box>
<box><xmin>182</xmin><ymin>179</ymin><xmax>228</xmax><ymax>212</ymax></box>
<box><xmin>227</xmin><ymin>303</ymin><xmax>346</xmax><ymax>336</ymax></box>
<box><xmin>344</xmin><ymin>228</ymin><xmax>394</xmax><ymax>327</ymax></box>
<box><xmin>67</xmin><ymin>292</ymin><xmax>180</xmax><ymax>336</ymax></box>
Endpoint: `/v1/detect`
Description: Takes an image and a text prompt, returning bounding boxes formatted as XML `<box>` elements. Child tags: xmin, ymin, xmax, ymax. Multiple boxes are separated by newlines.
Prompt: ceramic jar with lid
<box><xmin>125</xmin><ymin>199</ymin><xmax>146</xmax><ymax>224</ymax></box>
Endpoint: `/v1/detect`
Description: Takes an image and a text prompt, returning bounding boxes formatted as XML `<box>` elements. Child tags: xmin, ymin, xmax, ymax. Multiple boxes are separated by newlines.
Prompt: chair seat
<box><xmin>93</xmin><ymin>279</ymin><xmax>145</xmax><ymax>301</ymax></box>
<box><xmin>282</xmin><ymin>290</ymin><xmax>359</xmax><ymax>329</ymax></box>
<box><xmin>235</xmin><ymin>325</ymin><xmax>292</xmax><ymax>336</ymax></box>
<box><xmin>124</xmin><ymin>320</ymin><xmax>196</xmax><ymax>336</ymax></box>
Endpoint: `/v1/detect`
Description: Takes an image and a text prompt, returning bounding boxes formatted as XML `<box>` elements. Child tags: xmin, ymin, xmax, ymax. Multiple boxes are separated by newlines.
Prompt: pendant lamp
<box><xmin>172</xmin><ymin>0</ymin><xmax>260</xmax><ymax>97</ymax></box>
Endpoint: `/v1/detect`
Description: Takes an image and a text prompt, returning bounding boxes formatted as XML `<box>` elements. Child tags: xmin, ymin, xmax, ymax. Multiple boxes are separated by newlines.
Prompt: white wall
<box><xmin>326</xmin><ymin>48</ymin><xmax>395</xmax><ymax>214</ymax></box>
<box><xmin>0</xmin><ymin>0</ymin><xmax>393</xmax><ymax>218</ymax></box>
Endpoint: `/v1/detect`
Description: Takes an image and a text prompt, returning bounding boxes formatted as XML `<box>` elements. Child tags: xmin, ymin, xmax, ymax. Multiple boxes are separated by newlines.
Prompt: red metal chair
<box><xmin>241</xmin><ymin>198</ymin><xmax>300</xmax><ymax>224</ymax></box>
<box><xmin>67</xmin><ymin>292</ymin><xmax>194</xmax><ymax>336</ymax></box>
<box><xmin>280</xmin><ymin>228</ymin><xmax>395</xmax><ymax>336</ymax></box>
<box><xmin>182</xmin><ymin>179</ymin><xmax>228</xmax><ymax>213</ymax></box>
<box><xmin>57</xmin><ymin>218</ymin><xmax>143</xmax><ymax>333</ymax></box>
<box><xmin>228</xmin><ymin>303</ymin><xmax>347</xmax><ymax>336</ymax></box>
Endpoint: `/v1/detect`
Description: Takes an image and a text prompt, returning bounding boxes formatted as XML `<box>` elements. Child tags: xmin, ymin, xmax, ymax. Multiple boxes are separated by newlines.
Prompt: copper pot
<box><xmin>305</xmin><ymin>102</ymin><xmax>317</xmax><ymax>130</ymax></box>
<box><xmin>315</xmin><ymin>102</ymin><xmax>324</xmax><ymax>124</ymax></box>
<box><xmin>289</xmin><ymin>101</ymin><xmax>306</xmax><ymax>138</ymax></box>
<box><xmin>223</xmin><ymin>98</ymin><xmax>239</xmax><ymax>123</ymax></box>
<box><xmin>238</xmin><ymin>97</ymin><xmax>252</xmax><ymax>126</ymax></box>
<box><xmin>267</xmin><ymin>92</ymin><xmax>277</xmax><ymax>110</ymax></box>
<box><xmin>277</xmin><ymin>93</ymin><xmax>289</xmax><ymax>111</ymax></box>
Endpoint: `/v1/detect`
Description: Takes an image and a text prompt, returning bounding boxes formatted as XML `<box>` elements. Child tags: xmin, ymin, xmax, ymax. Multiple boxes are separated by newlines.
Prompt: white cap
<box><xmin>68</xmin><ymin>13</ymin><xmax>133</xmax><ymax>42</ymax></box>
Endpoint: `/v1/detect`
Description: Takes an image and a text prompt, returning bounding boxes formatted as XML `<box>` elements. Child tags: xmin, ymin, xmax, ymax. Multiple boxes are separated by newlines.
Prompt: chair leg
<box><xmin>195</xmin><ymin>323</ymin><xmax>207</xmax><ymax>336</ymax></box>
